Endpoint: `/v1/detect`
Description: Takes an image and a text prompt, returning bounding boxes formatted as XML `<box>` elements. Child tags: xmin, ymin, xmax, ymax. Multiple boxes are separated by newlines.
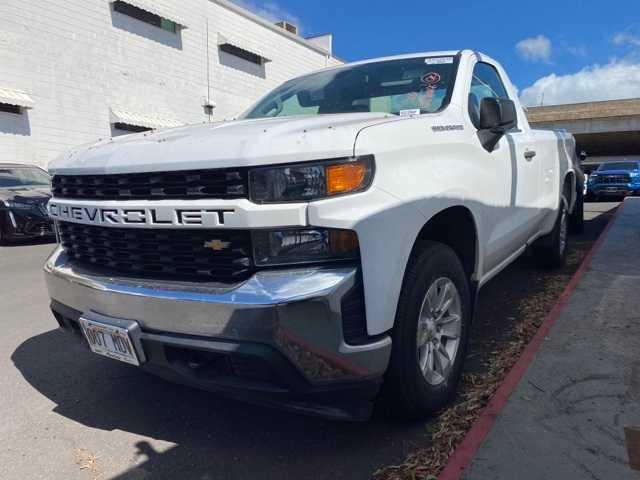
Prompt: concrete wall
<box><xmin>0</xmin><ymin>0</ymin><xmax>341</xmax><ymax>168</ymax></box>
<box><xmin>530</xmin><ymin>116</ymin><xmax>640</xmax><ymax>135</ymax></box>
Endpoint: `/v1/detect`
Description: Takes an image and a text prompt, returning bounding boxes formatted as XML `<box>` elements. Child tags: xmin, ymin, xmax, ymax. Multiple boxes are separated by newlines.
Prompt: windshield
<box><xmin>598</xmin><ymin>162</ymin><xmax>639</xmax><ymax>171</ymax></box>
<box><xmin>244</xmin><ymin>56</ymin><xmax>458</xmax><ymax>119</ymax></box>
<box><xmin>0</xmin><ymin>167</ymin><xmax>50</xmax><ymax>188</ymax></box>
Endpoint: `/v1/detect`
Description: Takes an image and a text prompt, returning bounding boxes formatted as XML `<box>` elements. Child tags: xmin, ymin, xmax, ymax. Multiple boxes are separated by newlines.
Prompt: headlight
<box><xmin>2</xmin><ymin>200</ymin><xmax>33</xmax><ymax>210</ymax></box>
<box><xmin>249</xmin><ymin>155</ymin><xmax>374</xmax><ymax>203</ymax></box>
<box><xmin>252</xmin><ymin>228</ymin><xmax>359</xmax><ymax>267</ymax></box>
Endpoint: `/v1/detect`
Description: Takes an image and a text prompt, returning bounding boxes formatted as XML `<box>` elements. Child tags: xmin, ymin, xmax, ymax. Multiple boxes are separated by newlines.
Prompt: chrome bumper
<box><xmin>44</xmin><ymin>247</ymin><xmax>391</xmax><ymax>385</ymax></box>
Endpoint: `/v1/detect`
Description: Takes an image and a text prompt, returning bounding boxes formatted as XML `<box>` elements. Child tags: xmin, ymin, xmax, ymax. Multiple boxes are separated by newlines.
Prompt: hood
<box><xmin>0</xmin><ymin>186</ymin><xmax>51</xmax><ymax>203</ymax></box>
<box><xmin>48</xmin><ymin>113</ymin><xmax>401</xmax><ymax>175</ymax></box>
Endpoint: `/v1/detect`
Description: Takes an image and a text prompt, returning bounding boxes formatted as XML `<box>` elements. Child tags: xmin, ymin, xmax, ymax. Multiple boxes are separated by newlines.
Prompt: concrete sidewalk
<box><xmin>459</xmin><ymin>199</ymin><xmax>640</xmax><ymax>479</ymax></box>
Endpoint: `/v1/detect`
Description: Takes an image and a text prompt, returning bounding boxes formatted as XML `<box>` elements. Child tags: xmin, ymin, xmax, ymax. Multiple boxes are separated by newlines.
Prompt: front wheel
<box><xmin>381</xmin><ymin>241</ymin><xmax>471</xmax><ymax>419</ymax></box>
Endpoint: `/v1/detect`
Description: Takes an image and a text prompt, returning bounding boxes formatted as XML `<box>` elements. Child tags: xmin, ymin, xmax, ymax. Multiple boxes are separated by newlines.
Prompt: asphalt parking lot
<box><xmin>0</xmin><ymin>202</ymin><xmax>619</xmax><ymax>480</ymax></box>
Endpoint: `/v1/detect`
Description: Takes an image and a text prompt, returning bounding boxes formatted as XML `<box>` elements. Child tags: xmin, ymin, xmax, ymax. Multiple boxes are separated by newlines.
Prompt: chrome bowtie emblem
<box><xmin>204</xmin><ymin>239</ymin><xmax>231</xmax><ymax>251</ymax></box>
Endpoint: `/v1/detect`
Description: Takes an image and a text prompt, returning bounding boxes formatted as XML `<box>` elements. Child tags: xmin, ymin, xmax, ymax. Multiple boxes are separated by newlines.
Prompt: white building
<box><xmin>0</xmin><ymin>0</ymin><xmax>342</xmax><ymax>168</ymax></box>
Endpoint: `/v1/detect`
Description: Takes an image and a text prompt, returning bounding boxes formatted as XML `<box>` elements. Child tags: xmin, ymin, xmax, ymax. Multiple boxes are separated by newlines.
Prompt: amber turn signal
<box><xmin>329</xmin><ymin>229</ymin><xmax>359</xmax><ymax>255</ymax></box>
<box><xmin>326</xmin><ymin>160</ymin><xmax>368</xmax><ymax>195</ymax></box>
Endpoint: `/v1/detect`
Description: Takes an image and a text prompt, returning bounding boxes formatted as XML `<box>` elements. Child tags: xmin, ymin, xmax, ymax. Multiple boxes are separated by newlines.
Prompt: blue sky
<box><xmin>232</xmin><ymin>0</ymin><xmax>640</xmax><ymax>106</ymax></box>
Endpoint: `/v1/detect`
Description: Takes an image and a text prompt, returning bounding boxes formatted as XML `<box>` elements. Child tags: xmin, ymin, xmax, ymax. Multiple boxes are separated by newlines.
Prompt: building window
<box><xmin>219</xmin><ymin>43</ymin><xmax>263</xmax><ymax>65</ymax></box>
<box><xmin>275</xmin><ymin>21</ymin><xmax>299</xmax><ymax>35</ymax></box>
<box><xmin>112</xmin><ymin>1</ymin><xmax>177</xmax><ymax>33</ymax></box>
<box><xmin>113</xmin><ymin>122</ymin><xmax>152</xmax><ymax>133</ymax></box>
<box><xmin>0</xmin><ymin>103</ymin><xmax>22</xmax><ymax>114</ymax></box>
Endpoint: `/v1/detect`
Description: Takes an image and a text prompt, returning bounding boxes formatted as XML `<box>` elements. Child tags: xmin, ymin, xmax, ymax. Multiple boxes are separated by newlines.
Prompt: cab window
<box><xmin>469</xmin><ymin>62</ymin><xmax>510</xmax><ymax>128</ymax></box>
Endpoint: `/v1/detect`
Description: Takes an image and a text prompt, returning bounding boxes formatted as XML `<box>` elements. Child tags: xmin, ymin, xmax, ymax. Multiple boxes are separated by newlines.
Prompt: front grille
<box><xmin>58</xmin><ymin>221</ymin><xmax>253</xmax><ymax>283</ymax></box>
<box><xmin>52</xmin><ymin>168</ymin><xmax>248</xmax><ymax>200</ymax></box>
<box><xmin>596</xmin><ymin>174</ymin><xmax>630</xmax><ymax>184</ymax></box>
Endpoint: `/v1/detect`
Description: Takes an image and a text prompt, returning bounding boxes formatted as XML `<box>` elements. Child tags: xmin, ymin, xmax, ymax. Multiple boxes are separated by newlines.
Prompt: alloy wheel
<box><xmin>416</xmin><ymin>277</ymin><xmax>462</xmax><ymax>385</ymax></box>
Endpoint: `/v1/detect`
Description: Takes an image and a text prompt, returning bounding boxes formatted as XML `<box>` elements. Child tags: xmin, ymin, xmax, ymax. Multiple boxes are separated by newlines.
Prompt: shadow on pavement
<box><xmin>11</xmin><ymin>329</ymin><xmax>428</xmax><ymax>480</ymax></box>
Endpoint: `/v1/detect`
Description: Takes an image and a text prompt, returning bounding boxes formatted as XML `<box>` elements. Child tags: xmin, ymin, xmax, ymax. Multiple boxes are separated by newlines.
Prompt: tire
<box><xmin>381</xmin><ymin>241</ymin><xmax>471</xmax><ymax>419</ymax></box>
<box><xmin>569</xmin><ymin>188</ymin><xmax>584</xmax><ymax>234</ymax></box>
<box><xmin>533</xmin><ymin>194</ymin><xmax>569</xmax><ymax>268</ymax></box>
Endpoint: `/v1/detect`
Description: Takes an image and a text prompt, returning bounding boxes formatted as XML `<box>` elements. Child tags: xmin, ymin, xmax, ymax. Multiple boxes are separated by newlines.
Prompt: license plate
<box><xmin>80</xmin><ymin>317</ymin><xmax>140</xmax><ymax>366</ymax></box>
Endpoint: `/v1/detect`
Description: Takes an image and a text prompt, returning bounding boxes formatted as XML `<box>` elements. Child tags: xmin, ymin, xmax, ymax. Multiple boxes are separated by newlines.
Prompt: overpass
<box><xmin>526</xmin><ymin>98</ymin><xmax>640</xmax><ymax>166</ymax></box>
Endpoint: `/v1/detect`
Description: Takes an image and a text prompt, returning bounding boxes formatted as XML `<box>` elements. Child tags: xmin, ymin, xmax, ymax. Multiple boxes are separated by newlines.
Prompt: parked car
<box><xmin>587</xmin><ymin>160</ymin><xmax>640</xmax><ymax>200</ymax></box>
<box><xmin>44</xmin><ymin>50</ymin><xmax>581</xmax><ymax>420</ymax></box>
<box><xmin>0</xmin><ymin>163</ymin><xmax>54</xmax><ymax>243</ymax></box>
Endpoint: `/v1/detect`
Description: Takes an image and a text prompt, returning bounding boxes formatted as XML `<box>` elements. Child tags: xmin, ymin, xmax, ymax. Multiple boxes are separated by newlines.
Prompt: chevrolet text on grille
<box><xmin>48</xmin><ymin>203</ymin><xmax>235</xmax><ymax>227</ymax></box>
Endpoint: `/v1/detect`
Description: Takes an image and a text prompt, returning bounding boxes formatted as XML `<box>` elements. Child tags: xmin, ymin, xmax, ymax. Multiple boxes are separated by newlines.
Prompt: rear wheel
<box><xmin>381</xmin><ymin>241</ymin><xmax>470</xmax><ymax>419</ymax></box>
<box><xmin>569</xmin><ymin>188</ymin><xmax>584</xmax><ymax>234</ymax></box>
<box><xmin>533</xmin><ymin>194</ymin><xmax>569</xmax><ymax>268</ymax></box>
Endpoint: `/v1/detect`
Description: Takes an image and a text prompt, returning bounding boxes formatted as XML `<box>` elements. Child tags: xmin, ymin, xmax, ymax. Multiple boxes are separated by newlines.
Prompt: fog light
<box><xmin>252</xmin><ymin>228</ymin><xmax>359</xmax><ymax>267</ymax></box>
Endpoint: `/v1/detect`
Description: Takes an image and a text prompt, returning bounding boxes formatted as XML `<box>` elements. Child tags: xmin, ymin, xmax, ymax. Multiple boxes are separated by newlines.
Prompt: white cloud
<box><xmin>520</xmin><ymin>61</ymin><xmax>640</xmax><ymax>106</ymax></box>
<box><xmin>516</xmin><ymin>35</ymin><xmax>552</xmax><ymax>63</ymax></box>
<box><xmin>565</xmin><ymin>44</ymin><xmax>588</xmax><ymax>58</ymax></box>
<box><xmin>229</xmin><ymin>0</ymin><xmax>303</xmax><ymax>32</ymax></box>
<box><xmin>613</xmin><ymin>31</ymin><xmax>640</xmax><ymax>48</ymax></box>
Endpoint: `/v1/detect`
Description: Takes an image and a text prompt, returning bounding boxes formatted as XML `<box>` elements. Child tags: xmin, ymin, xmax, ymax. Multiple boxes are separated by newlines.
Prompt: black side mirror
<box><xmin>579</xmin><ymin>151</ymin><xmax>588</xmax><ymax>161</ymax></box>
<box><xmin>478</xmin><ymin>97</ymin><xmax>518</xmax><ymax>151</ymax></box>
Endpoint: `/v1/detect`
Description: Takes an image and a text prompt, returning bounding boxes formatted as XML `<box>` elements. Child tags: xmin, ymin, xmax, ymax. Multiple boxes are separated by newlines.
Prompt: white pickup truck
<box><xmin>45</xmin><ymin>50</ymin><xmax>582</xmax><ymax>420</ymax></box>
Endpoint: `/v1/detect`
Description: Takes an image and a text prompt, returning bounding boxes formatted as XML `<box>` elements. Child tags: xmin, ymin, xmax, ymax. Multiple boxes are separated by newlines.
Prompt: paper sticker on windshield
<box><xmin>425</xmin><ymin>57</ymin><xmax>454</xmax><ymax>65</ymax></box>
<box><xmin>400</xmin><ymin>109</ymin><xmax>421</xmax><ymax>116</ymax></box>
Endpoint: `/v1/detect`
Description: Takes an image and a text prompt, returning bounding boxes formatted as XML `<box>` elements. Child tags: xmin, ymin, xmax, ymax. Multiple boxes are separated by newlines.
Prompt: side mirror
<box><xmin>478</xmin><ymin>97</ymin><xmax>518</xmax><ymax>152</ymax></box>
<box><xmin>579</xmin><ymin>151</ymin><xmax>588</xmax><ymax>161</ymax></box>
<box><xmin>479</xmin><ymin>97</ymin><xmax>518</xmax><ymax>131</ymax></box>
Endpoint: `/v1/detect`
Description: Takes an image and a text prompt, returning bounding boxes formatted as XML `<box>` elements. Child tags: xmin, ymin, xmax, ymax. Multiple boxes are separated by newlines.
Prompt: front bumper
<box><xmin>44</xmin><ymin>247</ymin><xmax>391</xmax><ymax>419</ymax></box>
<box><xmin>1</xmin><ymin>208</ymin><xmax>54</xmax><ymax>240</ymax></box>
<box><xmin>588</xmin><ymin>183</ymin><xmax>640</xmax><ymax>196</ymax></box>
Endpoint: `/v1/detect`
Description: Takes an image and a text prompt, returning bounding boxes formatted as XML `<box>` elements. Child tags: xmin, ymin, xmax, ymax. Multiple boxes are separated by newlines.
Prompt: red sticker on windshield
<box><xmin>421</xmin><ymin>72</ymin><xmax>441</xmax><ymax>88</ymax></box>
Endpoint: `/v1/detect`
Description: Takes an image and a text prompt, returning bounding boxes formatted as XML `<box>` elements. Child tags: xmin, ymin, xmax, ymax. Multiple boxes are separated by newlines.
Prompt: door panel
<box><xmin>468</xmin><ymin>61</ymin><xmax>541</xmax><ymax>273</ymax></box>
<box><xmin>482</xmin><ymin>130</ymin><xmax>540</xmax><ymax>272</ymax></box>
<box><xmin>509</xmin><ymin>130</ymin><xmax>543</xmax><ymax>240</ymax></box>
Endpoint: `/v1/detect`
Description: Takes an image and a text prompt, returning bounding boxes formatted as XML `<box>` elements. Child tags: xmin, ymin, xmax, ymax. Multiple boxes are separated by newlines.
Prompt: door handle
<box><xmin>524</xmin><ymin>150</ymin><xmax>537</xmax><ymax>160</ymax></box>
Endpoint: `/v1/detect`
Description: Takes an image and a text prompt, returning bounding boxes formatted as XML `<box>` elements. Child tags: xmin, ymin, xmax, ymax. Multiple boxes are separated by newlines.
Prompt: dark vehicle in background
<box><xmin>0</xmin><ymin>163</ymin><xmax>54</xmax><ymax>243</ymax></box>
<box><xmin>587</xmin><ymin>160</ymin><xmax>640</xmax><ymax>200</ymax></box>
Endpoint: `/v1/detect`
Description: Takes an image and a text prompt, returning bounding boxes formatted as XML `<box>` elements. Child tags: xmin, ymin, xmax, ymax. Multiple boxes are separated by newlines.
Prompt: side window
<box><xmin>469</xmin><ymin>62</ymin><xmax>510</xmax><ymax>128</ymax></box>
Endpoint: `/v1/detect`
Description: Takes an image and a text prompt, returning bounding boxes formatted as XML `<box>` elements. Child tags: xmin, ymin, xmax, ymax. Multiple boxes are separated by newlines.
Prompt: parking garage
<box><xmin>527</xmin><ymin>98</ymin><xmax>640</xmax><ymax>173</ymax></box>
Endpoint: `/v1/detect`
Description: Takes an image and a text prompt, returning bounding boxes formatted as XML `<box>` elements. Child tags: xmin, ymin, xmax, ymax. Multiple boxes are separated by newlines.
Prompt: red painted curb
<box><xmin>439</xmin><ymin>203</ymin><xmax>623</xmax><ymax>480</ymax></box>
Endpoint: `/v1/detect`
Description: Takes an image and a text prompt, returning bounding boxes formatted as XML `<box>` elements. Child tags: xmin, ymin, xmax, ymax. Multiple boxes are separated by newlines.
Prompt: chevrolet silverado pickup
<box><xmin>44</xmin><ymin>50</ymin><xmax>580</xmax><ymax>420</ymax></box>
